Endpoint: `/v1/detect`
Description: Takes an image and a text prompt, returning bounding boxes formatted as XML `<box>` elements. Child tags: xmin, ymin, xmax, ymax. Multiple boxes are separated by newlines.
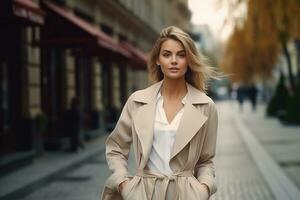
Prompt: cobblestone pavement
<box><xmin>19</xmin><ymin>101</ymin><xmax>275</xmax><ymax>200</ymax></box>
<box><xmin>211</xmin><ymin>101</ymin><xmax>274</xmax><ymax>200</ymax></box>
<box><xmin>238</xmin><ymin>101</ymin><xmax>300</xmax><ymax>191</ymax></box>
<box><xmin>20</xmin><ymin>152</ymin><xmax>109</xmax><ymax>200</ymax></box>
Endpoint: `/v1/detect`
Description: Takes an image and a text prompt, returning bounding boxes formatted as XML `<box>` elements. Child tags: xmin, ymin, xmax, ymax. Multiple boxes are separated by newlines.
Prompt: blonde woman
<box><xmin>101</xmin><ymin>26</ymin><xmax>218</xmax><ymax>200</ymax></box>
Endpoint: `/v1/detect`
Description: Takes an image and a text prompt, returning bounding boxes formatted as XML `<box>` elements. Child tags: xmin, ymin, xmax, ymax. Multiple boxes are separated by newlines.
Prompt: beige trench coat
<box><xmin>101</xmin><ymin>80</ymin><xmax>218</xmax><ymax>200</ymax></box>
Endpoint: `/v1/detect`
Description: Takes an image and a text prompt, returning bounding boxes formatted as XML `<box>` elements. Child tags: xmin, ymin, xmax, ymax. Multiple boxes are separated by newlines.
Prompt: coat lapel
<box><xmin>133</xmin><ymin>100</ymin><xmax>156</xmax><ymax>167</ymax></box>
<box><xmin>132</xmin><ymin>81</ymin><xmax>211</xmax><ymax>166</ymax></box>
<box><xmin>132</xmin><ymin>81</ymin><xmax>162</xmax><ymax>167</ymax></box>
<box><xmin>170</xmin><ymin>83</ymin><xmax>211</xmax><ymax>159</ymax></box>
<box><xmin>170</xmin><ymin>102</ymin><xmax>207</xmax><ymax>159</ymax></box>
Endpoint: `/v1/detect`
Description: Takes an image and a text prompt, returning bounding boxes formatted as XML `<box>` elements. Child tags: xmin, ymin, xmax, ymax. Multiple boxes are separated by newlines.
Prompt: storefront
<box><xmin>40</xmin><ymin>0</ymin><xmax>131</xmax><ymax>148</ymax></box>
<box><xmin>0</xmin><ymin>0</ymin><xmax>45</xmax><ymax>173</ymax></box>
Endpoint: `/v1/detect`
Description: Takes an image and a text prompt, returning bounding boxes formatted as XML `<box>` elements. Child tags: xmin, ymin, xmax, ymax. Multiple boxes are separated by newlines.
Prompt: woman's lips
<box><xmin>168</xmin><ymin>67</ymin><xmax>179</xmax><ymax>72</ymax></box>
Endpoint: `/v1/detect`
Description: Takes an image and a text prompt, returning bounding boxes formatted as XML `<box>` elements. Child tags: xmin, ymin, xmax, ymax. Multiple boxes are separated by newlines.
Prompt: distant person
<box><xmin>237</xmin><ymin>86</ymin><xmax>245</xmax><ymax>111</ymax></box>
<box><xmin>227</xmin><ymin>84</ymin><xmax>233</xmax><ymax>100</ymax></box>
<box><xmin>248</xmin><ymin>84</ymin><xmax>258</xmax><ymax>111</ymax></box>
<box><xmin>66</xmin><ymin>97</ymin><xmax>84</xmax><ymax>152</ymax></box>
<box><xmin>101</xmin><ymin>26</ymin><xmax>219</xmax><ymax>200</ymax></box>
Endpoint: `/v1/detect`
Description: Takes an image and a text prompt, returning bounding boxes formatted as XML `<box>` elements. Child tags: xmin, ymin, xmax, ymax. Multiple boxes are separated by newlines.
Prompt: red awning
<box><xmin>121</xmin><ymin>42</ymin><xmax>148</xmax><ymax>69</ymax></box>
<box><xmin>42</xmin><ymin>0</ymin><xmax>130</xmax><ymax>58</ymax></box>
<box><xmin>13</xmin><ymin>0</ymin><xmax>45</xmax><ymax>25</ymax></box>
<box><xmin>0</xmin><ymin>0</ymin><xmax>45</xmax><ymax>25</ymax></box>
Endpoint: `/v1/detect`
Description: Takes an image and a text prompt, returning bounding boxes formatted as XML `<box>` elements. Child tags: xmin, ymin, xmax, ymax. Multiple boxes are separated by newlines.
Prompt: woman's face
<box><xmin>157</xmin><ymin>39</ymin><xmax>188</xmax><ymax>80</ymax></box>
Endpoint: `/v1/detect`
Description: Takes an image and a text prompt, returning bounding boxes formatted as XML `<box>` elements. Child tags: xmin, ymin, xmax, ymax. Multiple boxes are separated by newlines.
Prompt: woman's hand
<box><xmin>118</xmin><ymin>179</ymin><xmax>130</xmax><ymax>193</ymax></box>
<box><xmin>200</xmin><ymin>183</ymin><xmax>210</xmax><ymax>199</ymax></box>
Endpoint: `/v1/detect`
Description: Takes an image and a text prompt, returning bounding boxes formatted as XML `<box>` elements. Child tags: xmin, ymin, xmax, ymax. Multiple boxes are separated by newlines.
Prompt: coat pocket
<box><xmin>120</xmin><ymin>176</ymin><xmax>137</xmax><ymax>199</ymax></box>
<box><xmin>190</xmin><ymin>176</ymin><xmax>209</xmax><ymax>200</ymax></box>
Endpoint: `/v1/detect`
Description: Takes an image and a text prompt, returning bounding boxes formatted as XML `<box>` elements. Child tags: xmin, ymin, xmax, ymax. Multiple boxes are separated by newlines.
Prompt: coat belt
<box><xmin>136</xmin><ymin>169</ymin><xmax>193</xmax><ymax>200</ymax></box>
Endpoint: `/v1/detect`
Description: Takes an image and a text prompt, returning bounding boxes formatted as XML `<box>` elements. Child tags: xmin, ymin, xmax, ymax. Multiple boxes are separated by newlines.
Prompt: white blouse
<box><xmin>146</xmin><ymin>89</ymin><xmax>187</xmax><ymax>175</ymax></box>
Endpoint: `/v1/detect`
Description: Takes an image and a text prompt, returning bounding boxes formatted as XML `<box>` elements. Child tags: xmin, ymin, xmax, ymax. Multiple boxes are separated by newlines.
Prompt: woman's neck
<box><xmin>161</xmin><ymin>78</ymin><xmax>187</xmax><ymax>100</ymax></box>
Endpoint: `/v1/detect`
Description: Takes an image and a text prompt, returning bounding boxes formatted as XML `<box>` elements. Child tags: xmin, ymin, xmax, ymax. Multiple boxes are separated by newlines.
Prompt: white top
<box><xmin>146</xmin><ymin>89</ymin><xmax>187</xmax><ymax>175</ymax></box>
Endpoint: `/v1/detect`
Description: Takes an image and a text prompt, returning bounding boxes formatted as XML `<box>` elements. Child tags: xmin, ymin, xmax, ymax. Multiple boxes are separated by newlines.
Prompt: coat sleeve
<box><xmin>194</xmin><ymin>101</ymin><xmax>218</xmax><ymax>197</ymax></box>
<box><xmin>104</xmin><ymin>95</ymin><xmax>134</xmax><ymax>192</ymax></box>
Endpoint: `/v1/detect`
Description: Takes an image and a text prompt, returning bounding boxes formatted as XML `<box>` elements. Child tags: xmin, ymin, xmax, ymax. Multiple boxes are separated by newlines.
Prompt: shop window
<box><xmin>75</xmin><ymin>56</ymin><xmax>92</xmax><ymax>112</ymax></box>
<box><xmin>118</xmin><ymin>34</ymin><xmax>127</xmax><ymax>42</ymax></box>
<box><xmin>51</xmin><ymin>0</ymin><xmax>66</xmax><ymax>6</ymax></box>
<box><xmin>100</xmin><ymin>23</ymin><xmax>113</xmax><ymax>36</ymax></box>
<box><xmin>0</xmin><ymin>62</ymin><xmax>11</xmax><ymax>131</ymax></box>
<box><xmin>74</xmin><ymin>8</ymin><xmax>93</xmax><ymax>23</ymax></box>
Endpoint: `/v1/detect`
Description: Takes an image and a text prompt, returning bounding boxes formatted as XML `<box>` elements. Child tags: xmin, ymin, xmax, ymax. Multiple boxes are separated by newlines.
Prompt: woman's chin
<box><xmin>164</xmin><ymin>74</ymin><xmax>185</xmax><ymax>80</ymax></box>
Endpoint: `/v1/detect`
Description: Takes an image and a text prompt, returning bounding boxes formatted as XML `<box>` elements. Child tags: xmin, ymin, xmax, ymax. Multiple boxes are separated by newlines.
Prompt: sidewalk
<box><xmin>1</xmin><ymin>100</ymin><xmax>300</xmax><ymax>200</ymax></box>
<box><xmin>211</xmin><ymin>101</ymin><xmax>274</xmax><ymax>200</ymax></box>
<box><xmin>237</xmin><ymin>101</ymin><xmax>300</xmax><ymax>191</ymax></box>
<box><xmin>0</xmin><ymin>134</ymin><xmax>108</xmax><ymax>200</ymax></box>
<box><xmin>225</xmin><ymin>101</ymin><xmax>300</xmax><ymax>200</ymax></box>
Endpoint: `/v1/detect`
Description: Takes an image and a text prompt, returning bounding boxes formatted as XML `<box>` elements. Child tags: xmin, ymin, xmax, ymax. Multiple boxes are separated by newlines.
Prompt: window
<box><xmin>52</xmin><ymin>0</ymin><xmax>66</xmax><ymax>6</ymax></box>
<box><xmin>100</xmin><ymin>23</ymin><xmax>113</xmax><ymax>36</ymax></box>
<box><xmin>74</xmin><ymin>8</ymin><xmax>93</xmax><ymax>23</ymax></box>
<box><xmin>0</xmin><ymin>62</ymin><xmax>11</xmax><ymax>131</ymax></box>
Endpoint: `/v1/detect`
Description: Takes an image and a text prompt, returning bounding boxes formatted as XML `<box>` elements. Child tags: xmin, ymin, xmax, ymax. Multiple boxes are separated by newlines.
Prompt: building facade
<box><xmin>0</xmin><ymin>0</ymin><xmax>191</xmax><ymax>173</ymax></box>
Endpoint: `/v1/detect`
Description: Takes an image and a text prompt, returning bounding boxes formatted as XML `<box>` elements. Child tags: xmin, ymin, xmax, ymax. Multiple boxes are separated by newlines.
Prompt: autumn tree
<box><xmin>272</xmin><ymin>0</ymin><xmax>300</xmax><ymax>91</ymax></box>
<box><xmin>220</xmin><ymin>0</ymin><xmax>300</xmax><ymax>91</ymax></box>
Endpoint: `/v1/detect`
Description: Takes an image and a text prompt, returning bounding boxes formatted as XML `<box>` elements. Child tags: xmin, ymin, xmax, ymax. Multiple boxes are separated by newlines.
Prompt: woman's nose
<box><xmin>171</xmin><ymin>55</ymin><xmax>177</xmax><ymax>64</ymax></box>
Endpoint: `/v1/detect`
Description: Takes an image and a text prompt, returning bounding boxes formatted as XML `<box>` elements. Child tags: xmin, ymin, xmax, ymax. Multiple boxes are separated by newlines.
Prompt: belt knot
<box><xmin>136</xmin><ymin>169</ymin><xmax>194</xmax><ymax>199</ymax></box>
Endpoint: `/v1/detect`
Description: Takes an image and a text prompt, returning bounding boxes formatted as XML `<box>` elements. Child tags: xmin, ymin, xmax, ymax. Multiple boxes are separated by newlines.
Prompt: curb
<box><xmin>234</xmin><ymin>115</ymin><xmax>300</xmax><ymax>200</ymax></box>
<box><xmin>0</xmin><ymin>141</ymin><xmax>106</xmax><ymax>200</ymax></box>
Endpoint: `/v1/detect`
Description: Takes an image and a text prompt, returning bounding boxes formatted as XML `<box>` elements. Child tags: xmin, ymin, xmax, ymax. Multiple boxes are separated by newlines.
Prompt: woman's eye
<box><xmin>162</xmin><ymin>54</ymin><xmax>170</xmax><ymax>57</ymax></box>
<box><xmin>178</xmin><ymin>54</ymin><xmax>185</xmax><ymax>58</ymax></box>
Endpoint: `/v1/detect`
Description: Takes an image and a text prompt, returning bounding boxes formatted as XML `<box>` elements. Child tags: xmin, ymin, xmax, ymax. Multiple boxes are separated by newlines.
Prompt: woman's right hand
<box><xmin>118</xmin><ymin>179</ymin><xmax>130</xmax><ymax>193</ymax></box>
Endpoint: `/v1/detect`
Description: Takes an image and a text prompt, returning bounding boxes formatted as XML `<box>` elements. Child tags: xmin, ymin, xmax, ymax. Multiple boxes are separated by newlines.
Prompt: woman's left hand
<box><xmin>200</xmin><ymin>183</ymin><xmax>209</xmax><ymax>199</ymax></box>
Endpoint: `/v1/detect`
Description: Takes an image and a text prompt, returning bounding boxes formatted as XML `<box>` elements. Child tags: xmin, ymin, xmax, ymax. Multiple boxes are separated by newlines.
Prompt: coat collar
<box><xmin>132</xmin><ymin>80</ymin><xmax>211</xmax><ymax>169</ymax></box>
<box><xmin>132</xmin><ymin>80</ymin><xmax>211</xmax><ymax>105</ymax></box>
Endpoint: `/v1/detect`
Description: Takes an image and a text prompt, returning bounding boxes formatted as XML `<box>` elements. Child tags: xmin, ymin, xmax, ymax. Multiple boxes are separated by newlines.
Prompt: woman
<box><xmin>101</xmin><ymin>26</ymin><xmax>218</xmax><ymax>200</ymax></box>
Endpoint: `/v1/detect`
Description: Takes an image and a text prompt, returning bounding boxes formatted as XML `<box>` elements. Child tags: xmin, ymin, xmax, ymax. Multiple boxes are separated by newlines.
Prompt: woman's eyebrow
<box><xmin>161</xmin><ymin>49</ymin><xmax>185</xmax><ymax>53</ymax></box>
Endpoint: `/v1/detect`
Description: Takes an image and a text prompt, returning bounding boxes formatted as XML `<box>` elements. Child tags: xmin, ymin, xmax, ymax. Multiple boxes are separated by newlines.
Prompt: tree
<box><xmin>272</xmin><ymin>0</ymin><xmax>300</xmax><ymax>92</ymax></box>
<box><xmin>220</xmin><ymin>0</ymin><xmax>279</xmax><ymax>85</ymax></box>
<box><xmin>220</xmin><ymin>0</ymin><xmax>300</xmax><ymax>91</ymax></box>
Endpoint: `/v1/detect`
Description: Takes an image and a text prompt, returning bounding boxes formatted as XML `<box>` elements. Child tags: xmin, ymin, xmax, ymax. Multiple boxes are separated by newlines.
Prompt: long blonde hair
<box><xmin>148</xmin><ymin>26</ymin><xmax>218</xmax><ymax>92</ymax></box>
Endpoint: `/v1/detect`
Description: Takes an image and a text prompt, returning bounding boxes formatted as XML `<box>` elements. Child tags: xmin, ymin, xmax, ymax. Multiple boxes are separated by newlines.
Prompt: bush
<box><xmin>266</xmin><ymin>74</ymin><xmax>291</xmax><ymax>117</ymax></box>
<box><xmin>284</xmin><ymin>84</ymin><xmax>300</xmax><ymax>124</ymax></box>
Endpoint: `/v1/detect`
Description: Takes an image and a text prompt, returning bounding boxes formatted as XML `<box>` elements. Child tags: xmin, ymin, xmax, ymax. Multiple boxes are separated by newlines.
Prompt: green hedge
<box><xmin>266</xmin><ymin>74</ymin><xmax>290</xmax><ymax>117</ymax></box>
<box><xmin>284</xmin><ymin>83</ymin><xmax>300</xmax><ymax>124</ymax></box>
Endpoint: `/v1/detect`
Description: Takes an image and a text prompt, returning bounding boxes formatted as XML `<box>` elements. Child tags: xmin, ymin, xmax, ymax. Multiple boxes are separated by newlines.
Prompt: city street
<box><xmin>16</xmin><ymin>100</ymin><xmax>288</xmax><ymax>200</ymax></box>
<box><xmin>1</xmin><ymin>0</ymin><xmax>300</xmax><ymax>200</ymax></box>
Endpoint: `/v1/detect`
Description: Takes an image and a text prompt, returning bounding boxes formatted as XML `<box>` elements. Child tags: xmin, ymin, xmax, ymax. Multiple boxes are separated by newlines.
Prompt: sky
<box><xmin>188</xmin><ymin>0</ymin><xmax>247</xmax><ymax>42</ymax></box>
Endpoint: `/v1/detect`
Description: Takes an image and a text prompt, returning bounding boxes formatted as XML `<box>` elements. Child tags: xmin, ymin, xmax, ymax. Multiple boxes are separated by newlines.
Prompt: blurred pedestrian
<box><xmin>237</xmin><ymin>86</ymin><xmax>245</xmax><ymax>111</ymax></box>
<box><xmin>66</xmin><ymin>97</ymin><xmax>84</xmax><ymax>152</ymax></box>
<box><xmin>248</xmin><ymin>84</ymin><xmax>258</xmax><ymax>111</ymax></box>
<box><xmin>227</xmin><ymin>83</ymin><xmax>233</xmax><ymax>100</ymax></box>
<box><xmin>101</xmin><ymin>26</ymin><xmax>219</xmax><ymax>200</ymax></box>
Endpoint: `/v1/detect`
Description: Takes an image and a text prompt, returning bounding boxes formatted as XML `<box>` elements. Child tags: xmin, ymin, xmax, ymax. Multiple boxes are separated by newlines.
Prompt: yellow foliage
<box><xmin>220</xmin><ymin>0</ymin><xmax>300</xmax><ymax>84</ymax></box>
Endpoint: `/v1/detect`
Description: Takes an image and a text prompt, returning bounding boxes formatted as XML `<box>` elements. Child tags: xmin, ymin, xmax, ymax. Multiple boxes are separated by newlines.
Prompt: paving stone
<box><xmin>18</xmin><ymin>102</ymin><xmax>276</xmax><ymax>200</ymax></box>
